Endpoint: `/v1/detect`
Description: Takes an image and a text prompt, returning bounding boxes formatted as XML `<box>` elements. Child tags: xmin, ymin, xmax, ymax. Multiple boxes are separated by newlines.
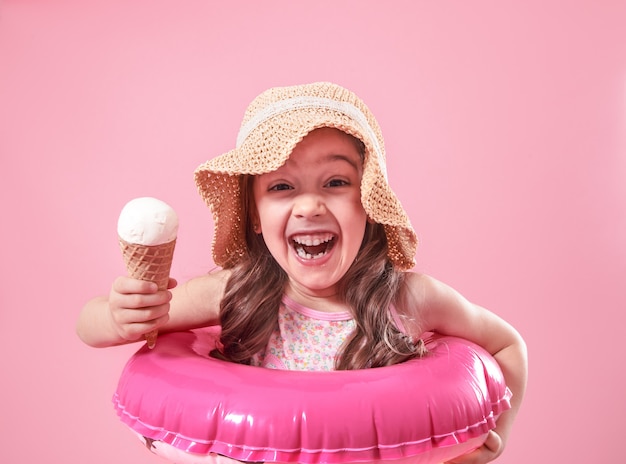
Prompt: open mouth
<box><xmin>291</xmin><ymin>234</ymin><xmax>336</xmax><ymax>260</ymax></box>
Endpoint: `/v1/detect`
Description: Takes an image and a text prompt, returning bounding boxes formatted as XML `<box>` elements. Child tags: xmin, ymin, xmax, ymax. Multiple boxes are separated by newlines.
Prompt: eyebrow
<box><xmin>324</xmin><ymin>153</ymin><xmax>361</xmax><ymax>171</ymax></box>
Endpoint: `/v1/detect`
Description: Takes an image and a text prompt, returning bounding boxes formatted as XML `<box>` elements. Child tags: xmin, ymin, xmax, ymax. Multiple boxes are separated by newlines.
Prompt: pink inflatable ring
<box><xmin>113</xmin><ymin>327</ymin><xmax>511</xmax><ymax>464</ymax></box>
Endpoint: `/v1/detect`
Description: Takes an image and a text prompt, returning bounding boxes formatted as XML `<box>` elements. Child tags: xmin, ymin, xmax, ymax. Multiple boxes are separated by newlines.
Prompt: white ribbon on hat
<box><xmin>236</xmin><ymin>96</ymin><xmax>388</xmax><ymax>180</ymax></box>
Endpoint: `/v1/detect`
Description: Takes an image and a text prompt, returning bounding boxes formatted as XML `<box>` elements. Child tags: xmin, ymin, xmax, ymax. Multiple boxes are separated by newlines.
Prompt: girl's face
<box><xmin>252</xmin><ymin>127</ymin><xmax>368</xmax><ymax>306</ymax></box>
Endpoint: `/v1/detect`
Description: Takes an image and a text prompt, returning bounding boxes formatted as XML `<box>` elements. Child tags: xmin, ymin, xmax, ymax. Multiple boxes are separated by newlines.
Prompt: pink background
<box><xmin>1</xmin><ymin>1</ymin><xmax>625</xmax><ymax>462</ymax></box>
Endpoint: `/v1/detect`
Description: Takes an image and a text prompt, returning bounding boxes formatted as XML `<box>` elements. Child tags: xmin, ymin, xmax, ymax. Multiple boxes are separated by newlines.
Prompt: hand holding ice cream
<box><xmin>117</xmin><ymin>197</ymin><xmax>178</xmax><ymax>348</ymax></box>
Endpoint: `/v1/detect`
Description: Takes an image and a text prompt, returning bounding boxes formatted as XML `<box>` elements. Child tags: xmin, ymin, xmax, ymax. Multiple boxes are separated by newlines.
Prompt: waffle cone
<box><xmin>119</xmin><ymin>237</ymin><xmax>176</xmax><ymax>348</ymax></box>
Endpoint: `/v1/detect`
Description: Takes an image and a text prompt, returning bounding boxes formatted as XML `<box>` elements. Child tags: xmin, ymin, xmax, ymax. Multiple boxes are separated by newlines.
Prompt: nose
<box><xmin>292</xmin><ymin>193</ymin><xmax>326</xmax><ymax>218</ymax></box>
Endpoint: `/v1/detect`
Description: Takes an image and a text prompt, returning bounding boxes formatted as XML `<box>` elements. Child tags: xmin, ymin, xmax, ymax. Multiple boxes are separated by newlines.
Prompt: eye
<box><xmin>326</xmin><ymin>178</ymin><xmax>349</xmax><ymax>188</ymax></box>
<box><xmin>269</xmin><ymin>182</ymin><xmax>293</xmax><ymax>191</ymax></box>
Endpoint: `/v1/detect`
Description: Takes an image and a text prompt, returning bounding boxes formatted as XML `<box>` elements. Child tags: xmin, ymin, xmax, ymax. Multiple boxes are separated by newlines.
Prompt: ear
<box><xmin>251</xmin><ymin>212</ymin><xmax>262</xmax><ymax>234</ymax></box>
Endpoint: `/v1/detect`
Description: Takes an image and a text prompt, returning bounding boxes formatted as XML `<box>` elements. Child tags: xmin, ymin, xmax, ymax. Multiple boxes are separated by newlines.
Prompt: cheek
<box><xmin>347</xmin><ymin>196</ymin><xmax>368</xmax><ymax>223</ymax></box>
<box><xmin>256</xmin><ymin>201</ymin><xmax>288</xmax><ymax>239</ymax></box>
<box><xmin>344</xmin><ymin>206</ymin><xmax>368</xmax><ymax>242</ymax></box>
<box><xmin>252</xmin><ymin>193</ymin><xmax>270</xmax><ymax>226</ymax></box>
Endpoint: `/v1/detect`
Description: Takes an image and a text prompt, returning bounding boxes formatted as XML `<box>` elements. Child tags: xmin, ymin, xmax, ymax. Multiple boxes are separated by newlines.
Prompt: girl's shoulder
<box><xmin>397</xmin><ymin>271</ymin><xmax>436</xmax><ymax>302</ymax></box>
<box><xmin>394</xmin><ymin>271</ymin><xmax>432</xmax><ymax>335</ymax></box>
<box><xmin>395</xmin><ymin>272</ymin><xmax>456</xmax><ymax>335</ymax></box>
<box><xmin>199</xmin><ymin>267</ymin><xmax>232</xmax><ymax>283</ymax></box>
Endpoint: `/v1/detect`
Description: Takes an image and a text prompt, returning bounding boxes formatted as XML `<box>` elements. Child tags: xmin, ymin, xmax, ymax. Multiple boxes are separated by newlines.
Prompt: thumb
<box><xmin>483</xmin><ymin>430</ymin><xmax>503</xmax><ymax>454</ymax></box>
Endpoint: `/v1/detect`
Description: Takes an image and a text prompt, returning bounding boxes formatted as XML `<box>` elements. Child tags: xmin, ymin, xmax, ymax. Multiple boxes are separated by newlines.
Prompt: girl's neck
<box><xmin>284</xmin><ymin>283</ymin><xmax>348</xmax><ymax>313</ymax></box>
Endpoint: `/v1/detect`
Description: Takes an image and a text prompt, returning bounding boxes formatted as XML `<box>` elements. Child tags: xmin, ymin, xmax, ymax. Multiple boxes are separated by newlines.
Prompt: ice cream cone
<box><xmin>117</xmin><ymin>197</ymin><xmax>179</xmax><ymax>349</ymax></box>
<box><xmin>119</xmin><ymin>237</ymin><xmax>176</xmax><ymax>348</ymax></box>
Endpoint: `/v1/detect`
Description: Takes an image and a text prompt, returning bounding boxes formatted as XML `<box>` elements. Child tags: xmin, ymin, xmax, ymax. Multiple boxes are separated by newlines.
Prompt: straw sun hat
<box><xmin>194</xmin><ymin>82</ymin><xmax>417</xmax><ymax>270</ymax></box>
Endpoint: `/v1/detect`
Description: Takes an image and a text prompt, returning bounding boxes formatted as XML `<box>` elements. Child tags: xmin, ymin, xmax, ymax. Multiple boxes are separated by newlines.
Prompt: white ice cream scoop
<box><xmin>117</xmin><ymin>197</ymin><xmax>179</xmax><ymax>245</ymax></box>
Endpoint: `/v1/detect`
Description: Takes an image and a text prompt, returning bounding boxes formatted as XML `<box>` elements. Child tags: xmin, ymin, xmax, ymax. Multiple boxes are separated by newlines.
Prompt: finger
<box><xmin>136</xmin><ymin>289</ymin><xmax>173</xmax><ymax>308</ymax></box>
<box><xmin>113</xmin><ymin>305</ymin><xmax>171</xmax><ymax>341</ymax></box>
<box><xmin>167</xmin><ymin>277</ymin><xmax>178</xmax><ymax>289</ymax></box>
<box><xmin>483</xmin><ymin>430</ymin><xmax>503</xmax><ymax>454</ymax></box>
<box><xmin>113</xmin><ymin>276</ymin><xmax>158</xmax><ymax>295</ymax></box>
<box><xmin>116</xmin><ymin>302</ymin><xmax>170</xmax><ymax>324</ymax></box>
<box><xmin>113</xmin><ymin>292</ymin><xmax>160</xmax><ymax>312</ymax></box>
<box><xmin>118</xmin><ymin>320</ymin><xmax>162</xmax><ymax>341</ymax></box>
<box><xmin>133</xmin><ymin>312</ymin><xmax>170</xmax><ymax>338</ymax></box>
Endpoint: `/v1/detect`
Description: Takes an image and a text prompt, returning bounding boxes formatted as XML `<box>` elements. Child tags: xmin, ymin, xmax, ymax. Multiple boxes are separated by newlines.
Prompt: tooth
<box><xmin>293</xmin><ymin>234</ymin><xmax>333</xmax><ymax>245</ymax></box>
<box><xmin>295</xmin><ymin>245</ymin><xmax>327</xmax><ymax>260</ymax></box>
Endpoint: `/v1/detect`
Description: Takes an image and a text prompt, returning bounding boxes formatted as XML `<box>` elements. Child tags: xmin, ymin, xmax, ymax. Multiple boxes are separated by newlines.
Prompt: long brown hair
<box><xmin>213</xmin><ymin>135</ymin><xmax>426</xmax><ymax>368</ymax></box>
<box><xmin>335</xmin><ymin>223</ymin><xmax>426</xmax><ymax>369</ymax></box>
<box><xmin>211</xmin><ymin>175</ymin><xmax>287</xmax><ymax>364</ymax></box>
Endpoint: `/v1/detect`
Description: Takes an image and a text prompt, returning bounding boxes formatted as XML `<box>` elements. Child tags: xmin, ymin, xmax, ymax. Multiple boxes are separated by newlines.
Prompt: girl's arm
<box><xmin>401</xmin><ymin>272</ymin><xmax>528</xmax><ymax>463</ymax></box>
<box><xmin>76</xmin><ymin>270</ymin><xmax>229</xmax><ymax>348</ymax></box>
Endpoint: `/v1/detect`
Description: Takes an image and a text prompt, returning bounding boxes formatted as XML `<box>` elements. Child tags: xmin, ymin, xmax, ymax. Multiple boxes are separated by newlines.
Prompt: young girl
<box><xmin>77</xmin><ymin>82</ymin><xmax>527</xmax><ymax>463</ymax></box>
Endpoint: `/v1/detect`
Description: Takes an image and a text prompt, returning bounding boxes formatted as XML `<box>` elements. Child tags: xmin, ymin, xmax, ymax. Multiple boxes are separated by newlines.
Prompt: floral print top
<box><xmin>250</xmin><ymin>295</ymin><xmax>355</xmax><ymax>371</ymax></box>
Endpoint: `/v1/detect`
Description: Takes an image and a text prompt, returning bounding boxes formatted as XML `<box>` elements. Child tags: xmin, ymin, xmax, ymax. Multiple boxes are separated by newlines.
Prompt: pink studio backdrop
<box><xmin>1</xmin><ymin>1</ymin><xmax>624</xmax><ymax>462</ymax></box>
